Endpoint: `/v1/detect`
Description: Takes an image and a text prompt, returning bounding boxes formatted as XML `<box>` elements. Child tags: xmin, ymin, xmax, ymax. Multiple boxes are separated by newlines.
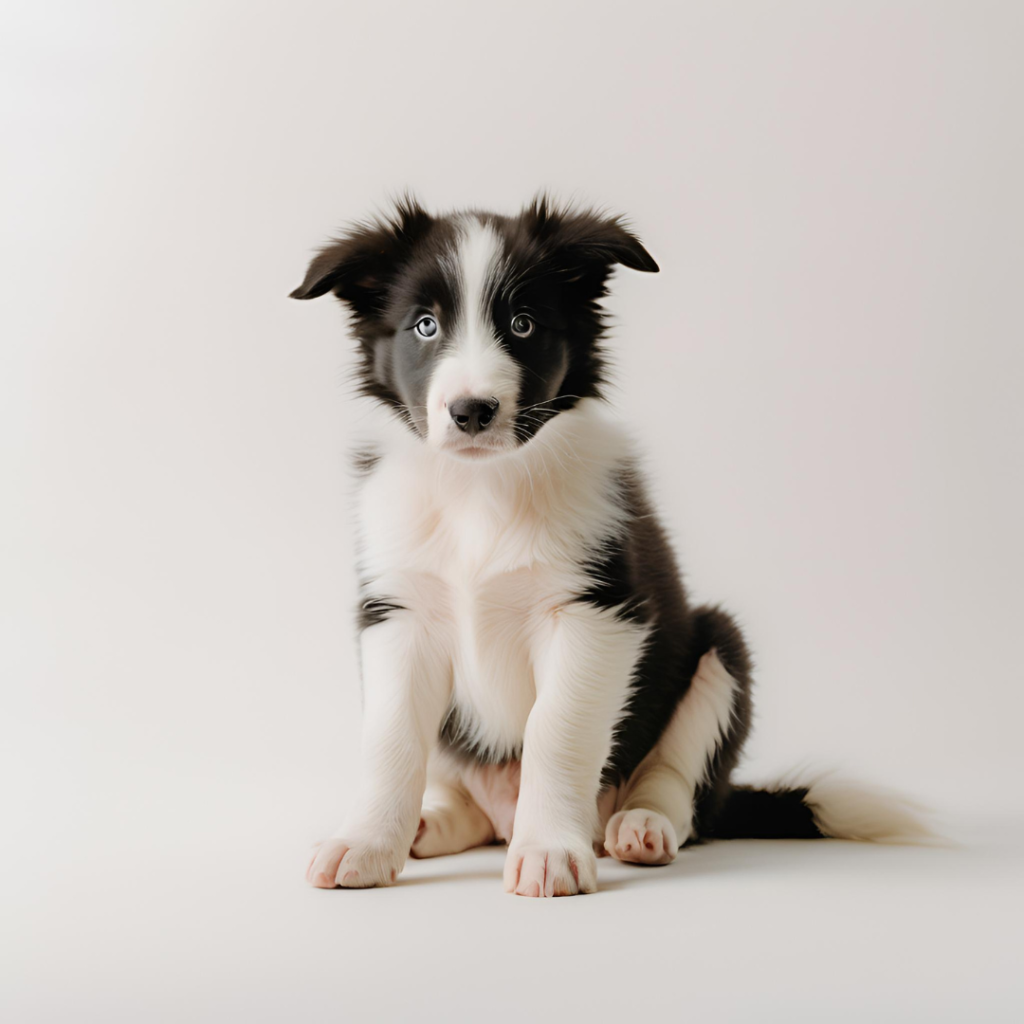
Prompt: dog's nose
<box><xmin>449</xmin><ymin>397</ymin><xmax>498</xmax><ymax>435</ymax></box>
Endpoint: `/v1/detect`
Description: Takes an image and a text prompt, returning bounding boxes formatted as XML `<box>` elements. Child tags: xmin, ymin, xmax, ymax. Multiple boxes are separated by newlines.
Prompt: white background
<box><xmin>3</xmin><ymin>2</ymin><xmax>1023</xmax><ymax>1021</ymax></box>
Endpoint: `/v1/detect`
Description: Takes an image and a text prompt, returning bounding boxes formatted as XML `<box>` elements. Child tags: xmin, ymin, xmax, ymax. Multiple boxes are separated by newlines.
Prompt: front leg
<box><xmin>505</xmin><ymin>602</ymin><xmax>648</xmax><ymax>897</ymax></box>
<box><xmin>307</xmin><ymin>604</ymin><xmax>452</xmax><ymax>889</ymax></box>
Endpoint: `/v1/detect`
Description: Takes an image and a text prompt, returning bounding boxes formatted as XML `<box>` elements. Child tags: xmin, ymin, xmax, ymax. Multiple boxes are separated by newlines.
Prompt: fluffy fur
<box><xmin>294</xmin><ymin>196</ymin><xmax>927</xmax><ymax>897</ymax></box>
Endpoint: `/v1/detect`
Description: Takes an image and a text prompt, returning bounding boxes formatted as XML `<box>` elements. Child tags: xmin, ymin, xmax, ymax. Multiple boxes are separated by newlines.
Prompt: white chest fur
<box><xmin>353</xmin><ymin>399</ymin><xmax>634</xmax><ymax>757</ymax></box>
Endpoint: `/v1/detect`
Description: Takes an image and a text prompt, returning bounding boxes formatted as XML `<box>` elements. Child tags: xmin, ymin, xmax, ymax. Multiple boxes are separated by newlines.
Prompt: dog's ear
<box><xmin>522</xmin><ymin>195</ymin><xmax>659</xmax><ymax>275</ymax></box>
<box><xmin>290</xmin><ymin>198</ymin><xmax>433</xmax><ymax>315</ymax></box>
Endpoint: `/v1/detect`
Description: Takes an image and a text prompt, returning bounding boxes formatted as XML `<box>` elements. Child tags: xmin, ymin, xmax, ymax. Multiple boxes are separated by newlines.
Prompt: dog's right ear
<box><xmin>290</xmin><ymin>198</ymin><xmax>432</xmax><ymax>316</ymax></box>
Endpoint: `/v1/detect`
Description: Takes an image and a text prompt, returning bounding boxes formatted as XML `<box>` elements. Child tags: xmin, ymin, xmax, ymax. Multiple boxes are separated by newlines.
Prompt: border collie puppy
<box><xmin>294</xmin><ymin>197</ymin><xmax>924</xmax><ymax>897</ymax></box>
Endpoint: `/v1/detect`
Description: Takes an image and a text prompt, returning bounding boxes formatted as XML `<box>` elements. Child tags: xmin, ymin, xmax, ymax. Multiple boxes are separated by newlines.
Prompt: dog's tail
<box><xmin>700</xmin><ymin>775</ymin><xmax>932</xmax><ymax>843</ymax></box>
<box><xmin>688</xmin><ymin>605</ymin><xmax>933</xmax><ymax>844</ymax></box>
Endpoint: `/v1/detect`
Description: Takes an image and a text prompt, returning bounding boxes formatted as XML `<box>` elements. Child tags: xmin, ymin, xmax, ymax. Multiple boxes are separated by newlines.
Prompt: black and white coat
<box><xmin>294</xmin><ymin>198</ymin><xmax>923</xmax><ymax>897</ymax></box>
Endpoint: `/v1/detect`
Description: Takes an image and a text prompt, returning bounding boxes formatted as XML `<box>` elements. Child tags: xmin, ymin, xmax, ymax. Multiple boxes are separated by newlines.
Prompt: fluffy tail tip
<box><xmin>802</xmin><ymin>774</ymin><xmax>935</xmax><ymax>844</ymax></box>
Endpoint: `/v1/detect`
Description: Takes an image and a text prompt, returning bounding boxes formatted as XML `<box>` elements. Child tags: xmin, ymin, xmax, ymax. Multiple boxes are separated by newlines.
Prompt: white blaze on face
<box><xmin>425</xmin><ymin>218</ymin><xmax>521</xmax><ymax>449</ymax></box>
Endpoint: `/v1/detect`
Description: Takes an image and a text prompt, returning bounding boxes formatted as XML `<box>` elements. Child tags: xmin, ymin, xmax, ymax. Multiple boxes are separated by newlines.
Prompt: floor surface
<box><xmin>6</xmin><ymin>815</ymin><xmax>1022</xmax><ymax>1022</ymax></box>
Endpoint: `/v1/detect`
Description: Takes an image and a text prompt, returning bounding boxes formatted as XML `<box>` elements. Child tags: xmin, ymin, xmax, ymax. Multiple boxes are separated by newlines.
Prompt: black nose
<box><xmin>449</xmin><ymin>397</ymin><xmax>498</xmax><ymax>435</ymax></box>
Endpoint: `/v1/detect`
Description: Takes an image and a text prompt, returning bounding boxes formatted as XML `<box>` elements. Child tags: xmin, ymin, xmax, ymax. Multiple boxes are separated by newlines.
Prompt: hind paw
<box><xmin>604</xmin><ymin>809</ymin><xmax>678</xmax><ymax>866</ymax></box>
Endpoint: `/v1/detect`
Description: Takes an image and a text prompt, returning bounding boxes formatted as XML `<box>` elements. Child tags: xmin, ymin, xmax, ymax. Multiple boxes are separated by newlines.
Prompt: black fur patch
<box><xmin>438</xmin><ymin>703</ymin><xmax>521</xmax><ymax>765</ymax></box>
<box><xmin>350</xmin><ymin>447</ymin><xmax>380</xmax><ymax>478</ymax></box>
<box><xmin>698</xmin><ymin>786</ymin><xmax>825</xmax><ymax>841</ymax></box>
<box><xmin>357</xmin><ymin>596</ymin><xmax>404</xmax><ymax>632</ymax></box>
<box><xmin>573</xmin><ymin>470</ymin><xmax>700</xmax><ymax>784</ymax></box>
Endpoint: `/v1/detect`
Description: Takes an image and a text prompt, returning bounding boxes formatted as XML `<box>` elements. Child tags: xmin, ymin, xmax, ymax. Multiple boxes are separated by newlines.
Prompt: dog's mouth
<box><xmin>443</xmin><ymin>441</ymin><xmax>508</xmax><ymax>461</ymax></box>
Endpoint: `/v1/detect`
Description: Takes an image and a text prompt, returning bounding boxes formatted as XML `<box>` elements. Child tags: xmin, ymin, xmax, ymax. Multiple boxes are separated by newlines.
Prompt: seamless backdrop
<box><xmin>3</xmin><ymin>2</ymin><xmax>1023</xmax><ymax>1021</ymax></box>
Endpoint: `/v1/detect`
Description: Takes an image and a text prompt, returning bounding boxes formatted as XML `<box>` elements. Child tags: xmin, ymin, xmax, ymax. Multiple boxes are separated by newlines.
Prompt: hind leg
<box><xmin>410</xmin><ymin>756</ymin><xmax>496</xmax><ymax>859</ymax></box>
<box><xmin>605</xmin><ymin>647</ymin><xmax>742</xmax><ymax>865</ymax></box>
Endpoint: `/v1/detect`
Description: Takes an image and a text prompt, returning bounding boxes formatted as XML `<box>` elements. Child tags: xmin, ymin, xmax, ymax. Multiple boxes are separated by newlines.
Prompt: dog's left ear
<box><xmin>522</xmin><ymin>196</ymin><xmax>659</xmax><ymax>275</ymax></box>
<box><xmin>290</xmin><ymin>198</ymin><xmax>433</xmax><ymax>316</ymax></box>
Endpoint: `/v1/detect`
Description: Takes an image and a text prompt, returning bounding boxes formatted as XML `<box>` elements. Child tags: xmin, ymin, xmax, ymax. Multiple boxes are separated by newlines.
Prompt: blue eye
<box><xmin>511</xmin><ymin>314</ymin><xmax>535</xmax><ymax>338</ymax></box>
<box><xmin>414</xmin><ymin>316</ymin><xmax>439</xmax><ymax>339</ymax></box>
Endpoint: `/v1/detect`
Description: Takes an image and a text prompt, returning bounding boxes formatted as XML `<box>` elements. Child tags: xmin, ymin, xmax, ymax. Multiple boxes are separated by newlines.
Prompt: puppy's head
<box><xmin>291</xmin><ymin>196</ymin><xmax>658</xmax><ymax>459</ymax></box>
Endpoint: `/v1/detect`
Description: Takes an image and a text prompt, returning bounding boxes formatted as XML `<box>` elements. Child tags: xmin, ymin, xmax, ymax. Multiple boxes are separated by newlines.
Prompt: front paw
<box><xmin>503</xmin><ymin>840</ymin><xmax>597</xmax><ymax>897</ymax></box>
<box><xmin>305</xmin><ymin>835</ymin><xmax>406</xmax><ymax>889</ymax></box>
